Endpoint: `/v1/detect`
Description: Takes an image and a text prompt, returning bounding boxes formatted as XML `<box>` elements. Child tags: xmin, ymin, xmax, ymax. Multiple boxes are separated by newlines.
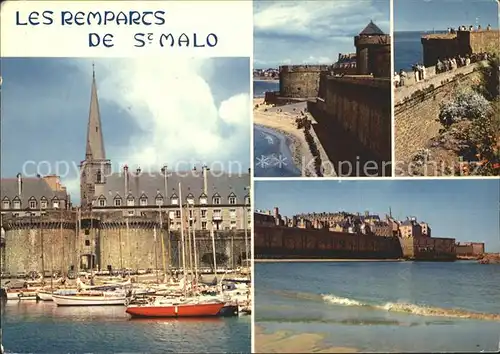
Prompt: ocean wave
<box><xmin>322</xmin><ymin>294</ymin><xmax>500</xmax><ymax>321</ymax></box>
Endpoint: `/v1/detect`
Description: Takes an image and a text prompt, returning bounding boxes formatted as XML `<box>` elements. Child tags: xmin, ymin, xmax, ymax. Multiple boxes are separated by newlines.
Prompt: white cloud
<box><xmin>254</xmin><ymin>0</ymin><xmax>390</xmax><ymax>66</ymax></box>
<box><xmin>74</xmin><ymin>58</ymin><xmax>250</xmax><ymax>171</ymax></box>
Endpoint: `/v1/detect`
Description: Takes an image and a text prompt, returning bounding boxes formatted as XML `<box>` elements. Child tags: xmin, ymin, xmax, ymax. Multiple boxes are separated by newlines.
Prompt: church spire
<box><xmin>85</xmin><ymin>63</ymin><xmax>106</xmax><ymax>160</ymax></box>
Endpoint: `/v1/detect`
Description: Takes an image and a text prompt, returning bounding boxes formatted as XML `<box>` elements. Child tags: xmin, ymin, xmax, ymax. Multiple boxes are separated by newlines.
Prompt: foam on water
<box><xmin>322</xmin><ymin>293</ymin><xmax>500</xmax><ymax>321</ymax></box>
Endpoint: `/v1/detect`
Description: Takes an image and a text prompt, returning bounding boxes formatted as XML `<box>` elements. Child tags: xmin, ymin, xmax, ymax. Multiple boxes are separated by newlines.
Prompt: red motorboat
<box><xmin>125</xmin><ymin>298</ymin><xmax>226</xmax><ymax>318</ymax></box>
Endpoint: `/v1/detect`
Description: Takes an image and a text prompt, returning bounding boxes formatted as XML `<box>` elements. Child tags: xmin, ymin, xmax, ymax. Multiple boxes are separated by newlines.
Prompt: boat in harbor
<box><xmin>52</xmin><ymin>291</ymin><xmax>127</xmax><ymax>306</ymax></box>
<box><xmin>125</xmin><ymin>297</ymin><xmax>227</xmax><ymax>318</ymax></box>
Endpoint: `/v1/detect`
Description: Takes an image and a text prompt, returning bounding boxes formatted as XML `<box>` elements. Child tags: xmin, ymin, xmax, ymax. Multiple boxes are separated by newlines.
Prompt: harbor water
<box><xmin>255</xmin><ymin>261</ymin><xmax>500</xmax><ymax>352</ymax></box>
<box><xmin>1</xmin><ymin>301</ymin><xmax>251</xmax><ymax>353</ymax></box>
<box><xmin>253</xmin><ymin>80</ymin><xmax>278</xmax><ymax>98</ymax></box>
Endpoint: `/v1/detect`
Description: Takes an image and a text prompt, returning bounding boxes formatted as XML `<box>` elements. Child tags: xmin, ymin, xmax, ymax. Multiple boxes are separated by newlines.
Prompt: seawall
<box><xmin>254</xmin><ymin>225</ymin><xmax>456</xmax><ymax>261</ymax></box>
<box><xmin>394</xmin><ymin>63</ymin><xmax>483</xmax><ymax>163</ymax></box>
<box><xmin>308</xmin><ymin>75</ymin><xmax>392</xmax><ymax>176</ymax></box>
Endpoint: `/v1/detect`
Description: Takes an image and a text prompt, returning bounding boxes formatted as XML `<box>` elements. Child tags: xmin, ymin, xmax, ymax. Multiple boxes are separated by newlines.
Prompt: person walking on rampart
<box><xmin>477</xmin><ymin>25</ymin><xmax>482</xmax><ymax>31</ymax></box>
<box><xmin>436</xmin><ymin>59</ymin><xmax>444</xmax><ymax>73</ymax></box>
<box><xmin>421</xmin><ymin>65</ymin><xmax>427</xmax><ymax>80</ymax></box>
<box><xmin>399</xmin><ymin>69</ymin><xmax>407</xmax><ymax>87</ymax></box>
<box><xmin>465</xmin><ymin>56</ymin><xmax>471</xmax><ymax>66</ymax></box>
<box><xmin>487</xmin><ymin>24</ymin><xmax>491</xmax><ymax>31</ymax></box>
<box><xmin>393</xmin><ymin>72</ymin><xmax>400</xmax><ymax>88</ymax></box>
<box><xmin>469</xmin><ymin>25</ymin><xmax>474</xmax><ymax>31</ymax></box>
<box><xmin>412</xmin><ymin>64</ymin><xmax>419</xmax><ymax>83</ymax></box>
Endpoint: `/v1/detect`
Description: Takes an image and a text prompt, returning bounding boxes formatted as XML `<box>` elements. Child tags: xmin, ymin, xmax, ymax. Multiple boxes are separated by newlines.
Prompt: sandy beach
<box><xmin>255</xmin><ymin>326</ymin><xmax>358</xmax><ymax>353</ymax></box>
<box><xmin>253</xmin><ymin>98</ymin><xmax>316</xmax><ymax>176</ymax></box>
<box><xmin>255</xmin><ymin>259</ymin><xmax>405</xmax><ymax>263</ymax></box>
<box><xmin>253</xmin><ymin>78</ymin><xmax>279</xmax><ymax>83</ymax></box>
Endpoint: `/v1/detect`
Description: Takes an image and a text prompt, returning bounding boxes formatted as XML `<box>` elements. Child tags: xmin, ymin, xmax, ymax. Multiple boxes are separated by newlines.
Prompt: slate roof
<box><xmin>359</xmin><ymin>21</ymin><xmax>385</xmax><ymax>36</ymax></box>
<box><xmin>95</xmin><ymin>171</ymin><xmax>250</xmax><ymax>205</ymax></box>
<box><xmin>0</xmin><ymin>178</ymin><xmax>69</xmax><ymax>205</ymax></box>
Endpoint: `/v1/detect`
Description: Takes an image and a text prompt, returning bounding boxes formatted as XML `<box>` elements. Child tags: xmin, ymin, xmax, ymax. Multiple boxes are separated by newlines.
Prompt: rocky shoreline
<box><xmin>478</xmin><ymin>253</ymin><xmax>500</xmax><ymax>264</ymax></box>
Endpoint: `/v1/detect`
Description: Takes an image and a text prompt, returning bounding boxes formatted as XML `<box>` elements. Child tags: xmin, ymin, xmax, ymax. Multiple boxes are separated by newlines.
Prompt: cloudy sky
<box><xmin>253</xmin><ymin>0</ymin><xmax>390</xmax><ymax>68</ymax></box>
<box><xmin>395</xmin><ymin>0</ymin><xmax>499</xmax><ymax>31</ymax></box>
<box><xmin>1</xmin><ymin>58</ymin><xmax>251</xmax><ymax>203</ymax></box>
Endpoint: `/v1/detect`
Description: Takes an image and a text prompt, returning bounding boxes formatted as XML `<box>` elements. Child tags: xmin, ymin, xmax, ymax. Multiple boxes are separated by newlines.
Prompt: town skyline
<box><xmin>394</xmin><ymin>0</ymin><xmax>499</xmax><ymax>32</ymax></box>
<box><xmin>1</xmin><ymin>58</ymin><xmax>251</xmax><ymax>203</ymax></box>
<box><xmin>254</xmin><ymin>180</ymin><xmax>500</xmax><ymax>252</ymax></box>
<box><xmin>253</xmin><ymin>0</ymin><xmax>390</xmax><ymax>68</ymax></box>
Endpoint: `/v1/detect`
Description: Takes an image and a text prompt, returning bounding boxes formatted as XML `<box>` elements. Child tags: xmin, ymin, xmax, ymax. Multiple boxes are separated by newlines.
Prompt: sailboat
<box><xmin>125</xmin><ymin>182</ymin><xmax>227</xmax><ymax>318</ymax></box>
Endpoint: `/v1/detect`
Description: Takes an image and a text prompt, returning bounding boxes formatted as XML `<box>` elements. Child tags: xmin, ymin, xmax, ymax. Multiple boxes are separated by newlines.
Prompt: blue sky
<box><xmin>1</xmin><ymin>58</ymin><xmax>251</xmax><ymax>203</ymax></box>
<box><xmin>253</xmin><ymin>0</ymin><xmax>390</xmax><ymax>68</ymax></box>
<box><xmin>395</xmin><ymin>0</ymin><xmax>499</xmax><ymax>31</ymax></box>
<box><xmin>255</xmin><ymin>179</ymin><xmax>500</xmax><ymax>252</ymax></box>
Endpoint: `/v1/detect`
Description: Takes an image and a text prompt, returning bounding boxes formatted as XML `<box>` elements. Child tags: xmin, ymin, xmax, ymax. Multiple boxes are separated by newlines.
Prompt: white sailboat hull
<box><xmin>52</xmin><ymin>294</ymin><xmax>126</xmax><ymax>306</ymax></box>
<box><xmin>6</xmin><ymin>291</ymin><xmax>38</xmax><ymax>300</ymax></box>
<box><xmin>37</xmin><ymin>291</ymin><xmax>54</xmax><ymax>301</ymax></box>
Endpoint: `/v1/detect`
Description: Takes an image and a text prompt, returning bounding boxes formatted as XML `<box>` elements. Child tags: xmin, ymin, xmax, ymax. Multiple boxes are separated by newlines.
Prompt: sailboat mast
<box><xmin>178</xmin><ymin>182</ymin><xmax>187</xmax><ymax>297</ymax></box>
<box><xmin>159</xmin><ymin>205</ymin><xmax>167</xmax><ymax>280</ymax></box>
<box><xmin>187</xmin><ymin>204</ymin><xmax>194</xmax><ymax>279</ymax></box>
<box><xmin>210</xmin><ymin>222</ymin><xmax>217</xmax><ymax>286</ymax></box>
<box><xmin>40</xmin><ymin>207</ymin><xmax>45</xmax><ymax>284</ymax></box>
<box><xmin>153</xmin><ymin>226</ymin><xmax>159</xmax><ymax>284</ymax></box>
<box><xmin>192</xmin><ymin>204</ymin><xmax>198</xmax><ymax>288</ymax></box>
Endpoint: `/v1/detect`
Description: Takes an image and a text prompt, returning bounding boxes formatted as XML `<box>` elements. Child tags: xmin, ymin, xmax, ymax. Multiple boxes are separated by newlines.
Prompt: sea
<box><xmin>253</xmin><ymin>80</ymin><xmax>302</xmax><ymax>177</ymax></box>
<box><xmin>1</xmin><ymin>301</ymin><xmax>251</xmax><ymax>353</ymax></box>
<box><xmin>255</xmin><ymin>261</ymin><xmax>500</xmax><ymax>352</ymax></box>
<box><xmin>394</xmin><ymin>30</ymin><xmax>447</xmax><ymax>72</ymax></box>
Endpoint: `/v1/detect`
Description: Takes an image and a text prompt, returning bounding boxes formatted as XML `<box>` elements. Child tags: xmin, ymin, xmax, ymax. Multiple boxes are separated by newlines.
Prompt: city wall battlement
<box><xmin>254</xmin><ymin>225</ymin><xmax>456</xmax><ymax>261</ymax></box>
<box><xmin>394</xmin><ymin>63</ymin><xmax>483</xmax><ymax>163</ymax></box>
<box><xmin>311</xmin><ymin>75</ymin><xmax>392</xmax><ymax>164</ymax></box>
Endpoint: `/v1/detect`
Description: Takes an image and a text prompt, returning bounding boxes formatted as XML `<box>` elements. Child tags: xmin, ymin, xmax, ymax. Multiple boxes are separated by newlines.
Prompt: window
<box><xmin>29</xmin><ymin>200</ymin><xmax>37</xmax><ymax>209</ymax></box>
<box><xmin>247</xmin><ymin>208</ymin><xmax>251</xmax><ymax>215</ymax></box>
<box><xmin>187</xmin><ymin>195</ymin><xmax>194</xmax><ymax>205</ymax></box>
<box><xmin>201</xmin><ymin>209</ymin><xmax>207</xmax><ymax>218</ymax></box>
<box><xmin>85</xmin><ymin>240</ymin><xmax>90</xmax><ymax>246</ymax></box>
<box><xmin>128</xmin><ymin>210</ymin><xmax>134</xmax><ymax>216</ymax></box>
<box><xmin>201</xmin><ymin>221</ymin><xmax>207</xmax><ymax>230</ymax></box>
<box><xmin>189</xmin><ymin>220</ymin><xmax>193</xmax><ymax>227</ymax></box>
<box><xmin>199</xmin><ymin>196</ymin><xmax>207</xmax><ymax>205</ymax></box>
<box><xmin>96</xmin><ymin>170</ymin><xmax>102</xmax><ymax>183</ymax></box>
<box><xmin>245</xmin><ymin>196</ymin><xmax>250</xmax><ymax>205</ymax></box>
<box><xmin>127</xmin><ymin>198</ymin><xmax>134</xmax><ymax>206</ymax></box>
<box><xmin>156</xmin><ymin>197</ymin><xmax>163</xmax><ymax>206</ymax></box>
<box><xmin>168</xmin><ymin>211</ymin><xmax>175</xmax><ymax>219</ymax></box>
<box><xmin>213</xmin><ymin>196</ymin><xmax>221</xmax><ymax>205</ymax></box>
<box><xmin>171</xmin><ymin>197</ymin><xmax>179</xmax><ymax>205</ymax></box>
<box><xmin>140</xmin><ymin>198</ymin><xmax>147</xmax><ymax>206</ymax></box>
<box><xmin>52</xmin><ymin>200</ymin><xmax>59</xmax><ymax>209</ymax></box>
<box><xmin>189</xmin><ymin>210</ymin><xmax>193</xmax><ymax>218</ymax></box>
<box><xmin>230</xmin><ymin>221</ymin><xmax>237</xmax><ymax>229</ymax></box>
<box><xmin>2</xmin><ymin>201</ymin><xmax>9</xmax><ymax>209</ymax></box>
<box><xmin>175</xmin><ymin>210</ymin><xmax>181</xmax><ymax>218</ymax></box>
<box><xmin>229</xmin><ymin>196</ymin><xmax>236</xmax><ymax>205</ymax></box>
<box><xmin>41</xmin><ymin>200</ymin><xmax>48</xmax><ymax>209</ymax></box>
<box><xmin>229</xmin><ymin>209</ymin><xmax>236</xmax><ymax>219</ymax></box>
<box><xmin>84</xmin><ymin>229</ymin><xmax>90</xmax><ymax>235</ymax></box>
<box><xmin>114</xmin><ymin>198</ymin><xmax>122</xmax><ymax>207</ymax></box>
<box><xmin>213</xmin><ymin>209</ymin><xmax>221</xmax><ymax>218</ymax></box>
<box><xmin>99</xmin><ymin>199</ymin><xmax>106</xmax><ymax>207</ymax></box>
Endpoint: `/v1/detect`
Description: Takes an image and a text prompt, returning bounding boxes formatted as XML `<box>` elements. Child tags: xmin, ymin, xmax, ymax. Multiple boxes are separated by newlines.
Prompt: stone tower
<box><xmin>80</xmin><ymin>65</ymin><xmax>112</xmax><ymax>208</ymax></box>
<box><xmin>354</xmin><ymin>21</ymin><xmax>391</xmax><ymax>78</ymax></box>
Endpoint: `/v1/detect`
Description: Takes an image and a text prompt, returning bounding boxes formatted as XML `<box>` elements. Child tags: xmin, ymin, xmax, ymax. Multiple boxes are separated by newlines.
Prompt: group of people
<box><xmin>447</xmin><ymin>24</ymin><xmax>492</xmax><ymax>33</ymax></box>
<box><xmin>436</xmin><ymin>52</ymin><xmax>489</xmax><ymax>74</ymax></box>
<box><xmin>394</xmin><ymin>51</ymin><xmax>491</xmax><ymax>88</ymax></box>
<box><xmin>393</xmin><ymin>64</ymin><xmax>426</xmax><ymax>88</ymax></box>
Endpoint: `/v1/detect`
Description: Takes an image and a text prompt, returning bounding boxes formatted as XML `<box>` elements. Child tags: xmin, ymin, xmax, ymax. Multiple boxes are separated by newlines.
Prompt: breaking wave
<box><xmin>322</xmin><ymin>294</ymin><xmax>500</xmax><ymax>321</ymax></box>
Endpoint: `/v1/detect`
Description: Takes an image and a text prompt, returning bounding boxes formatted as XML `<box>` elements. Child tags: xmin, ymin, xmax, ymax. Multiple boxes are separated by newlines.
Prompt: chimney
<box><xmin>124</xmin><ymin>165</ymin><xmax>129</xmax><ymax>195</ymax></box>
<box><xmin>16</xmin><ymin>173</ymin><xmax>22</xmax><ymax>196</ymax></box>
<box><xmin>273</xmin><ymin>207</ymin><xmax>279</xmax><ymax>226</ymax></box>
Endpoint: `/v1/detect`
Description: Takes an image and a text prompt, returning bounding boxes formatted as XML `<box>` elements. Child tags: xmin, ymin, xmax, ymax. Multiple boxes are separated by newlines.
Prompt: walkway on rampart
<box><xmin>395</xmin><ymin>62</ymin><xmax>484</xmax><ymax>105</ymax></box>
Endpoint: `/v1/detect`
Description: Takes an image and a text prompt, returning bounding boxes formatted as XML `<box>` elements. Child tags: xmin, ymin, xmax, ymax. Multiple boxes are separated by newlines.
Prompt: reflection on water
<box><xmin>2</xmin><ymin>300</ymin><xmax>250</xmax><ymax>353</ymax></box>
